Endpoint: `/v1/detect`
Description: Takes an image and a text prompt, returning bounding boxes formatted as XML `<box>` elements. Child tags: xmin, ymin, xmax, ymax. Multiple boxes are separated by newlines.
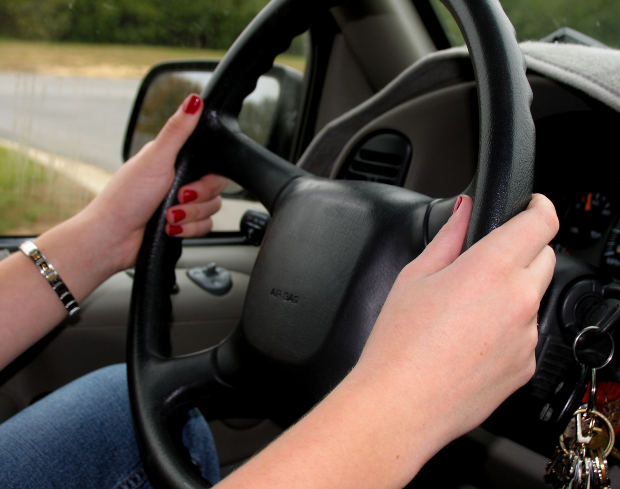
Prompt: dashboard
<box><xmin>313</xmin><ymin>60</ymin><xmax>620</xmax><ymax>290</ymax></box>
<box><xmin>307</xmin><ymin>63</ymin><xmax>620</xmax><ymax>455</ymax></box>
<box><xmin>535</xmin><ymin>109</ymin><xmax>620</xmax><ymax>281</ymax></box>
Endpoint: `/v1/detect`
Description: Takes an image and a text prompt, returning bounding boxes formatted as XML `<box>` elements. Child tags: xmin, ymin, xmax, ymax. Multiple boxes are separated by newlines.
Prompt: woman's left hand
<box><xmin>81</xmin><ymin>93</ymin><xmax>227</xmax><ymax>270</ymax></box>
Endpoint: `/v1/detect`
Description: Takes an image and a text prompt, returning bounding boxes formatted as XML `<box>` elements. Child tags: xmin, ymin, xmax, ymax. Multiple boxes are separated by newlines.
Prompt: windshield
<box><xmin>430</xmin><ymin>0</ymin><xmax>620</xmax><ymax>49</ymax></box>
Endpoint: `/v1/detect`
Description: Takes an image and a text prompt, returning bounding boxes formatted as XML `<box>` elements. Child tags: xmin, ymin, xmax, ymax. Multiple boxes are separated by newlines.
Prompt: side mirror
<box><xmin>122</xmin><ymin>60</ymin><xmax>303</xmax><ymax>165</ymax></box>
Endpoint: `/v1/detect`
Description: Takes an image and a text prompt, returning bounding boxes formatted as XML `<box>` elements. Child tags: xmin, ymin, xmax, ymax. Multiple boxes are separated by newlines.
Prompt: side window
<box><xmin>0</xmin><ymin>2</ymin><xmax>308</xmax><ymax>236</ymax></box>
<box><xmin>427</xmin><ymin>0</ymin><xmax>465</xmax><ymax>46</ymax></box>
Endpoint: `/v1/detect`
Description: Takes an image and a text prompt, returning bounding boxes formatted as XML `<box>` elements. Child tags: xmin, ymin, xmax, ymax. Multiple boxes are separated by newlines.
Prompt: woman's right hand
<box><xmin>353</xmin><ymin>193</ymin><xmax>558</xmax><ymax>462</ymax></box>
<box><xmin>215</xmin><ymin>194</ymin><xmax>559</xmax><ymax>489</ymax></box>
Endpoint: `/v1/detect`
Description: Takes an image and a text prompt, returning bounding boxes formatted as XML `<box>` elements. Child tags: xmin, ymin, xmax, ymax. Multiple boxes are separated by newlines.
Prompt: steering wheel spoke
<box><xmin>181</xmin><ymin>121</ymin><xmax>308</xmax><ymax>210</ymax></box>
<box><xmin>134</xmin><ymin>349</ymin><xmax>230</xmax><ymax>414</ymax></box>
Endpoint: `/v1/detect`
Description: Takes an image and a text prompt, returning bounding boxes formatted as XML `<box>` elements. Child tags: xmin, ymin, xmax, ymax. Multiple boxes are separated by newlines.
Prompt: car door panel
<box><xmin>0</xmin><ymin>244</ymin><xmax>257</xmax><ymax>422</ymax></box>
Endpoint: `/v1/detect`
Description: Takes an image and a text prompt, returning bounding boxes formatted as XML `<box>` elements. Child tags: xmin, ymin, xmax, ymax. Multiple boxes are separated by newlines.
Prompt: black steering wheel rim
<box><xmin>128</xmin><ymin>1</ymin><xmax>534</xmax><ymax>488</ymax></box>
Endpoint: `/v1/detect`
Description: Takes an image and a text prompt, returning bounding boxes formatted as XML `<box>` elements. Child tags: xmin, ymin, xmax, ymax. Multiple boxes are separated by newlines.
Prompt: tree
<box><xmin>0</xmin><ymin>0</ymin><xmax>71</xmax><ymax>41</ymax></box>
<box><xmin>0</xmin><ymin>0</ymin><xmax>270</xmax><ymax>49</ymax></box>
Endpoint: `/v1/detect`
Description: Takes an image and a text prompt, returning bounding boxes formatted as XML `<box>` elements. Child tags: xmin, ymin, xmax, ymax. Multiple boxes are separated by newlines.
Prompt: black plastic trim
<box><xmin>412</xmin><ymin>0</ymin><xmax>452</xmax><ymax>49</ymax></box>
<box><xmin>290</xmin><ymin>15</ymin><xmax>339</xmax><ymax>161</ymax></box>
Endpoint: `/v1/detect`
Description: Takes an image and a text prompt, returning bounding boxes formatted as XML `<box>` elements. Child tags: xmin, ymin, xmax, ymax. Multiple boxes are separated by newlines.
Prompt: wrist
<box><xmin>35</xmin><ymin>211</ymin><xmax>130</xmax><ymax>302</ymax></box>
<box><xmin>78</xmin><ymin>202</ymin><xmax>145</xmax><ymax>272</ymax></box>
<box><xmin>219</xmin><ymin>359</ymin><xmax>458</xmax><ymax>489</ymax></box>
<box><xmin>19</xmin><ymin>240</ymin><xmax>81</xmax><ymax>317</ymax></box>
<box><xmin>282</xmin><ymin>367</ymin><xmax>453</xmax><ymax>489</ymax></box>
<box><xmin>342</xmin><ymin>362</ymin><xmax>459</xmax><ymax>480</ymax></box>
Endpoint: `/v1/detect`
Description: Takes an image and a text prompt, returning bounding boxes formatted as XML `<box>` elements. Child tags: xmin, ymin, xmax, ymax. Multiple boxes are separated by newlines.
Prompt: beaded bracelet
<box><xmin>19</xmin><ymin>240</ymin><xmax>80</xmax><ymax>317</ymax></box>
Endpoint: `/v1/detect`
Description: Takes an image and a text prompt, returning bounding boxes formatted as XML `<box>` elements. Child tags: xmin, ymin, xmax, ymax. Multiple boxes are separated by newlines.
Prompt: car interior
<box><xmin>2</xmin><ymin>0</ymin><xmax>620</xmax><ymax>487</ymax></box>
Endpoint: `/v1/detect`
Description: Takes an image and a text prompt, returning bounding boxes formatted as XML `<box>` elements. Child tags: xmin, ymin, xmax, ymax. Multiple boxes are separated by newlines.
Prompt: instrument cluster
<box><xmin>534</xmin><ymin>109</ymin><xmax>620</xmax><ymax>281</ymax></box>
<box><xmin>552</xmin><ymin>189</ymin><xmax>620</xmax><ymax>280</ymax></box>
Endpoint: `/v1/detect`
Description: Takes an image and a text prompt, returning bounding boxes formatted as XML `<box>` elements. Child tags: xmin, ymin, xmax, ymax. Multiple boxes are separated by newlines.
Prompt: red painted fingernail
<box><xmin>452</xmin><ymin>195</ymin><xmax>463</xmax><ymax>215</ymax></box>
<box><xmin>182</xmin><ymin>189</ymin><xmax>198</xmax><ymax>203</ymax></box>
<box><xmin>171</xmin><ymin>209</ymin><xmax>186</xmax><ymax>224</ymax></box>
<box><xmin>168</xmin><ymin>225</ymin><xmax>183</xmax><ymax>236</ymax></box>
<box><xmin>182</xmin><ymin>94</ymin><xmax>202</xmax><ymax>115</ymax></box>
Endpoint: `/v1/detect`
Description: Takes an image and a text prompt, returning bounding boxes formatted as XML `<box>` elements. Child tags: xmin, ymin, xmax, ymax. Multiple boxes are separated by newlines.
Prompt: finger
<box><xmin>526</xmin><ymin>244</ymin><xmax>556</xmax><ymax>298</ymax></box>
<box><xmin>144</xmin><ymin>94</ymin><xmax>204</xmax><ymax>163</ymax></box>
<box><xmin>404</xmin><ymin>195</ymin><xmax>473</xmax><ymax>277</ymax></box>
<box><xmin>475</xmin><ymin>194</ymin><xmax>559</xmax><ymax>268</ymax></box>
<box><xmin>178</xmin><ymin>174</ymin><xmax>229</xmax><ymax>204</ymax></box>
<box><xmin>166</xmin><ymin>197</ymin><xmax>223</xmax><ymax>225</ymax></box>
<box><xmin>166</xmin><ymin>218</ymin><xmax>214</xmax><ymax>238</ymax></box>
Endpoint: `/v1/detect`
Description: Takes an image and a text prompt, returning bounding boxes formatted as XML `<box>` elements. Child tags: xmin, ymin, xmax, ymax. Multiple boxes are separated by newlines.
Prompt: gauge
<box><xmin>603</xmin><ymin>215</ymin><xmax>620</xmax><ymax>277</ymax></box>
<box><xmin>561</xmin><ymin>191</ymin><xmax>615</xmax><ymax>249</ymax></box>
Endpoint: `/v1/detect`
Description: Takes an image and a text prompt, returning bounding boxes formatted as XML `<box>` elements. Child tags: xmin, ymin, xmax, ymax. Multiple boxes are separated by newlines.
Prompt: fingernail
<box><xmin>182</xmin><ymin>94</ymin><xmax>202</xmax><ymax>115</ymax></box>
<box><xmin>171</xmin><ymin>209</ymin><xmax>186</xmax><ymax>224</ymax></box>
<box><xmin>168</xmin><ymin>225</ymin><xmax>183</xmax><ymax>236</ymax></box>
<box><xmin>452</xmin><ymin>195</ymin><xmax>463</xmax><ymax>215</ymax></box>
<box><xmin>182</xmin><ymin>189</ymin><xmax>198</xmax><ymax>203</ymax></box>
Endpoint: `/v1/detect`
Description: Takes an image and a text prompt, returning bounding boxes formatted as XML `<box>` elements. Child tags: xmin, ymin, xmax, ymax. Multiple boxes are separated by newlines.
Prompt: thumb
<box><xmin>408</xmin><ymin>195</ymin><xmax>472</xmax><ymax>277</ymax></box>
<box><xmin>147</xmin><ymin>93</ymin><xmax>204</xmax><ymax>162</ymax></box>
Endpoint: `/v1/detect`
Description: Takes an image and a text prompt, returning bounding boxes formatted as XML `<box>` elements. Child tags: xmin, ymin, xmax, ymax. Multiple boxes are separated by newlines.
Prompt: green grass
<box><xmin>0</xmin><ymin>146</ymin><xmax>93</xmax><ymax>235</ymax></box>
<box><xmin>0</xmin><ymin>39</ymin><xmax>306</xmax><ymax>78</ymax></box>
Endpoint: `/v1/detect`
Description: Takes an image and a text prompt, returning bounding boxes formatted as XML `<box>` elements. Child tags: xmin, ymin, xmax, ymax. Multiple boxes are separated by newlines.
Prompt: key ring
<box><xmin>572</xmin><ymin>326</ymin><xmax>615</xmax><ymax>413</ymax></box>
<box><xmin>560</xmin><ymin>408</ymin><xmax>616</xmax><ymax>459</ymax></box>
<box><xmin>572</xmin><ymin>326</ymin><xmax>615</xmax><ymax>370</ymax></box>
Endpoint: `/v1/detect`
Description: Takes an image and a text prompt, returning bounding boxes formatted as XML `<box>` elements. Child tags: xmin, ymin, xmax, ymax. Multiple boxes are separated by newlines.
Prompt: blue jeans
<box><xmin>0</xmin><ymin>364</ymin><xmax>220</xmax><ymax>488</ymax></box>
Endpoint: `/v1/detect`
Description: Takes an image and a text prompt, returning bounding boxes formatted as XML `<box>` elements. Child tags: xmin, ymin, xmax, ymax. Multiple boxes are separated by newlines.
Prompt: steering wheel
<box><xmin>128</xmin><ymin>0</ymin><xmax>534</xmax><ymax>487</ymax></box>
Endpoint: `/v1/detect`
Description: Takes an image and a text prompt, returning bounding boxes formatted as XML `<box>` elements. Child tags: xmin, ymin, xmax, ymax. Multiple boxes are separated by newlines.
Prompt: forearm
<box><xmin>0</xmin><ymin>95</ymin><xmax>221</xmax><ymax>370</ymax></box>
<box><xmin>217</xmin><ymin>369</ymin><xmax>448</xmax><ymax>489</ymax></box>
<box><xmin>0</xmin><ymin>210</ymin><xmax>128</xmax><ymax>369</ymax></box>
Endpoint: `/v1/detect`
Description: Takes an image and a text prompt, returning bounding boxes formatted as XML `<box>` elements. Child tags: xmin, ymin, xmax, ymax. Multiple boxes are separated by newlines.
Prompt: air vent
<box><xmin>338</xmin><ymin>131</ymin><xmax>412</xmax><ymax>186</ymax></box>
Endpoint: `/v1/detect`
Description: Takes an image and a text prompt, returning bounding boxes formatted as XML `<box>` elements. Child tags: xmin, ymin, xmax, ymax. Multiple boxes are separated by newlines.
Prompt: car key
<box><xmin>546</xmin><ymin>326</ymin><xmax>615</xmax><ymax>489</ymax></box>
<box><xmin>571</xmin><ymin>326</ymin><xmax>614</xmax><ymax>489</ymax></box>
<box><xmin>546</xmin><ymin>408</ymin><xmax>614</xmax><ymax>488</ymax></box>
<box><xmin>559</xmin><ymin>408</ymin><xmax>614</xmax><ymax>488</ymax></box>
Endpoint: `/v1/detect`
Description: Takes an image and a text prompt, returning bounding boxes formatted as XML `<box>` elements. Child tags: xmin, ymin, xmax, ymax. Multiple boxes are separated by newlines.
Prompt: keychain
<box><xmin>546</xmin><ymin>326</ymin><xmax>615</xmax><ymax>488</ymax></box>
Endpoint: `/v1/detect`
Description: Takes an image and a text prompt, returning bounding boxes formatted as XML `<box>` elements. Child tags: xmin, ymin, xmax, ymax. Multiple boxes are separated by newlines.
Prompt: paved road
<box><xmin>0</xmin><ymin>73</ymin><xmax>140</xmax><ymax>173</ymax></box>
<box><xmin>0</xmin><ymin>72</ymin><xmax>267</xmax><ymax>230</ymax></box>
